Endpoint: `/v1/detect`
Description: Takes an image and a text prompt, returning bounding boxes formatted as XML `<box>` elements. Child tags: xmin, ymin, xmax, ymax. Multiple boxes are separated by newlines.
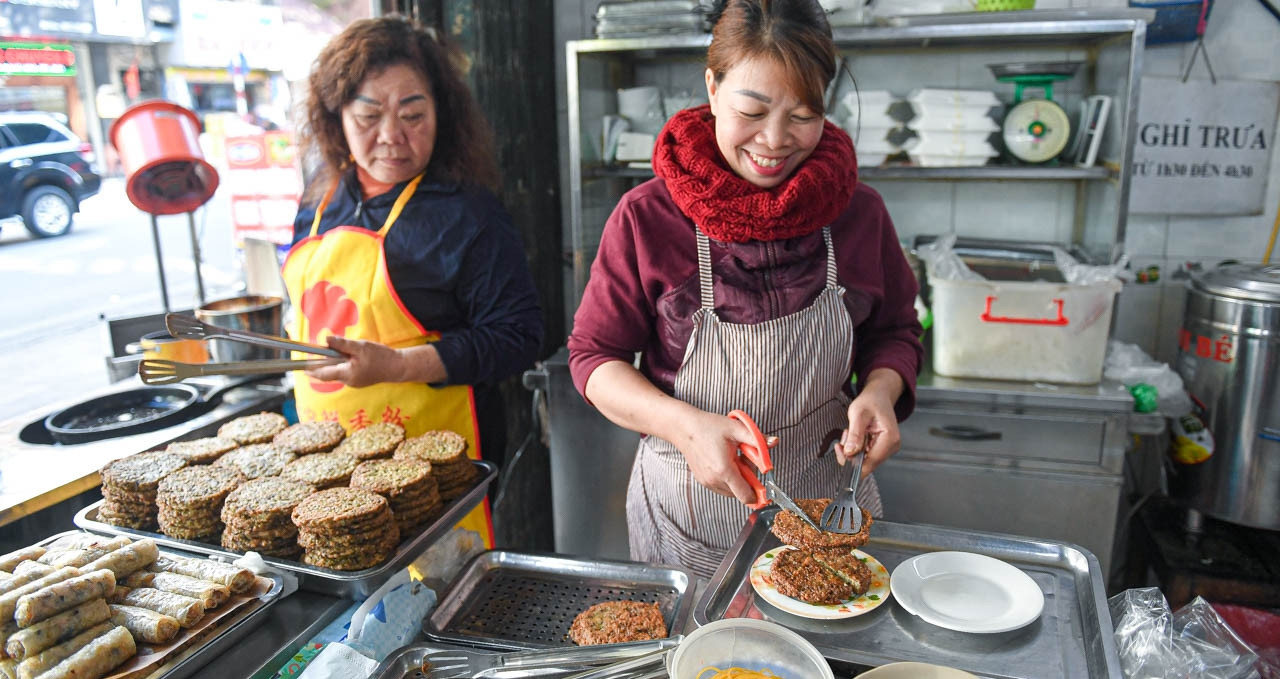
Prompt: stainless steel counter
<box><xmin>0</xmin><ymin>376</ymin><xmax>288</xmax><ymax>527</ymax></box>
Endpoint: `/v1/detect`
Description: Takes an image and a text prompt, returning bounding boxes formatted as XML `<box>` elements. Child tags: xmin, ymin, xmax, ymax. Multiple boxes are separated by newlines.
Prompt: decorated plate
<box><xmin>749</xmin><ymin>546</ymin><xmax>891</xmax><ymax>620</ymax></box>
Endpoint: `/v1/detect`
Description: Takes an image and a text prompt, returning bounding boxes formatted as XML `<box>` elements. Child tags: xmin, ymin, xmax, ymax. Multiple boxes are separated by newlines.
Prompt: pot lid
<box><xmin>1191</xmin><ymin>263</ymin><xmax>1280</xmax><ymax>303</ymax></box>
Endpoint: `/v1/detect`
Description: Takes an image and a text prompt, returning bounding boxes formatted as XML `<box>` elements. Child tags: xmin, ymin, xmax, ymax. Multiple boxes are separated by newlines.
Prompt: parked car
<box><xmin>0</xmin><ymin>112</ymin><xmax>101</xmax><ymax>238</ymax></box>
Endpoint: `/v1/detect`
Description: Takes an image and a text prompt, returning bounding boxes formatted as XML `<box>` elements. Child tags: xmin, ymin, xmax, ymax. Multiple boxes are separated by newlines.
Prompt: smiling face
<box><xmin>341</xmin><ymin>62</ymin><xmax>437</xmax><ymax>185</ymax></box>
<box><xmin>705</xmin><ymin>56</ymin><xmax>825</xmax><ymax>189</ymax></box>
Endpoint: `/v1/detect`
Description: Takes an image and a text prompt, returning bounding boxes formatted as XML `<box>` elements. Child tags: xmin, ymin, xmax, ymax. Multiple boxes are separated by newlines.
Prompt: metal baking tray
<box><xmin>696</xmin><ymin>507</ymin><xmax>1122</xmax><ymax>679</ymax></box>
<box><xmin>36</xmin><ymin>530</ymin><xmax>287</xmax><ymax>679</ymax></box>
<box><xmin>424</xmin><ymin>551</ymin><xmax>694</xmax><ymax>651</ymax></box>
<box><xmin>74</xmin><ymin>460</ymin><xmax>497</xmax><ymax>599</ymax></box>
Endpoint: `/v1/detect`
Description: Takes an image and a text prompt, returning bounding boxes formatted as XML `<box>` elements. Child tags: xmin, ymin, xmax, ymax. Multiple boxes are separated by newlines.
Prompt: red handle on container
<box><xmin>979</xmin><ymin>296</ymin><xmax>1069</xmax><ymax>326</ymax></box>
<box><xmin>728</xmin><ymin>409</ymin><xmax>771</xmax><ymax>509</ymax></box>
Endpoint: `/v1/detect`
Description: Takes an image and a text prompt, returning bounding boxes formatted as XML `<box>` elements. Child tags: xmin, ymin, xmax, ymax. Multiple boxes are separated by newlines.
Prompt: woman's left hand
<box><xmin>304</xmin><ymin>336</ymin><xmax>409</xmax><ymax>388</ymax></box>
<box><xmin>837</xmin><ymin>368</ymin><xmax>905</xmax><ymax>477</ymax></box>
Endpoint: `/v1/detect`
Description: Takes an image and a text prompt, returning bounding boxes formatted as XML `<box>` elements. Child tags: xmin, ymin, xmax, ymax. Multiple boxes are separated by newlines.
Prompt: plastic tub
<box><xmin>666</xmin><ymin>618</ymin><xmax>834</xmax><ymax>679</ymax></box>
<box><xmin>927</xmin><ymin>269</ymin><xmax>1121</xmax><ymax>384</ymax></box>
<box><xmin>109</xmin><ymin>101</ymin><xmax>220</xmax><ymax>215</ymax></box>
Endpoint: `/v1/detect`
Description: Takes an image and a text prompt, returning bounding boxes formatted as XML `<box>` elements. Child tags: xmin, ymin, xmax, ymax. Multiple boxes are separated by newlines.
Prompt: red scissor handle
<box><xmin>728</xmin><ymin>409</ymin><xmax>771</xmax><ymax>509</ymax></box>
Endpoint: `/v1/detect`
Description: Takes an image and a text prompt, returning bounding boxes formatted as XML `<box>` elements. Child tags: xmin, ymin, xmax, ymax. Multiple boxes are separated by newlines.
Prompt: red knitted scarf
<box><xmin>652</xmin><ymin>104</ymin><xmax>857</xmax><ymax>243</ymax></box>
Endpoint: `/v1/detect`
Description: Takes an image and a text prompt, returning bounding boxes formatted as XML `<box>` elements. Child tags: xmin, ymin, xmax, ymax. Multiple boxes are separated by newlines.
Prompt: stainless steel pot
<box><xmin>1171</xmin><ymin>263</ymin><xmax>1280</xmax><ymax>530</ymax></box>
<box><xmin>195</xmin><ymin>295</ymin><xmax>285</xmax><ymax>362</ymax></box>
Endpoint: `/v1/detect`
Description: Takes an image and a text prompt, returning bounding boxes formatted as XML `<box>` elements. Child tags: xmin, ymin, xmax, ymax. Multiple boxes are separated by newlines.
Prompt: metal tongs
<box><xmin>165</xmin><ymin>313</ymin><xmax>343</xmax><ymax>358</ymax></box>
<box><xmin>728</xmin><ymin>409</ymin><xmax>823</xmax><ymax>532</ymax></box>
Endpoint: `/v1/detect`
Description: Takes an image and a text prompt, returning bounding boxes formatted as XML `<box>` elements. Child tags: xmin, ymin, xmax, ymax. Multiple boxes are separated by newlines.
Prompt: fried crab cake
<box><xmin>769</xmin><ymin>548</ymin><xmax>853</xmax><ymax>605</ymax></box>
<box><xmin>568</xmin><ymin>601</ymin><xmax>668</xmax><ymax>646</ymax></box>
<box><xmin>770</xmin><ymin>498</ymin><xmax>873</xmax><ymax>552</ymax></box>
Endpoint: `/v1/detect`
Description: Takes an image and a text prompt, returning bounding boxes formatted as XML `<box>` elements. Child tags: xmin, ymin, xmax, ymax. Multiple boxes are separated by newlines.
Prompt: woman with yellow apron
<box><xmin>283</xmin><ymin>16</ymin><xmax>543</xmax><ymax>548</ymax></box>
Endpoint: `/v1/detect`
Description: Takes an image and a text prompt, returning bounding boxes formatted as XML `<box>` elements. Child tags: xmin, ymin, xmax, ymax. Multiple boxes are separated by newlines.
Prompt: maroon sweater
<box><xmin>568</xmin><ymin>177</ymin><xmax>923</xmax><ymax>421</ymax></box>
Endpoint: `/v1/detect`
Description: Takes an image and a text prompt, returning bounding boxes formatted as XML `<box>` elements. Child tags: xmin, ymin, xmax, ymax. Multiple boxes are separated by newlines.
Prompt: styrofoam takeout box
<box><xmin>927</xmin><ymin>268</ymin><xmax>1122</xmax><ymax>384</ymax></box>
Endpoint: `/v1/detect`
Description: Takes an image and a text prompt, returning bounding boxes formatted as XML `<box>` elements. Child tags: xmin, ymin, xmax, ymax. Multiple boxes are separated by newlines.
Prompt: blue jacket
<box><xmin>293</xmin><ymin>172</ymin><xmax>543</xmax><ymax>390</ymax></box>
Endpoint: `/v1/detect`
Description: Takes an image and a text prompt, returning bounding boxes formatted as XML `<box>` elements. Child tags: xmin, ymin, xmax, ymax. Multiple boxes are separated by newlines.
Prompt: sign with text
<box><xmin>1129</xmin><ymin>77</ymin><xmax>1278</xmax><ymax>215</ymax></box>
<box><xmin>224</xmin><ymin>132</ymin><xmax>301</xmax><ymax>245</ymax></box>
<box><xmin>0</xmin><ymin>41</ymin><xmax>76</xmax><ymax>76</ymax></box>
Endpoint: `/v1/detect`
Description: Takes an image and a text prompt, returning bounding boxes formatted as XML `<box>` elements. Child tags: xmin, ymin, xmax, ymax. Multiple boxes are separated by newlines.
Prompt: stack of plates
<box><xmin>839</xmin><ymin>90</ymin><xmax>902</xmax><ymax>167</ymax></box>
<box><xmin>594</xmin><ymin>0</ymin><xmax>712</xmax><ymax>38</ymax></box>
<box><xmin>903</xmin><ymin>88</ymin><xmax>1000</xmax><ymax>167</ymax></box>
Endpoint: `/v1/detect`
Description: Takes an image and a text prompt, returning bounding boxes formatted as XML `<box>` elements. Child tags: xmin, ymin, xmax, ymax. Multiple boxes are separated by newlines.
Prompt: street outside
<box><xmin>0</xmin><ymin>177</ymin><xmax>251</xmax><ymax>424</ymax></box>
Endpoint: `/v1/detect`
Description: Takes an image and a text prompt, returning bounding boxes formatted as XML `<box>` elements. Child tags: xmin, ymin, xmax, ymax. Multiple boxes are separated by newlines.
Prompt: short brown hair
<box><xmin>300</xmin><ymin>15</ymin><xmax>498</xmax><ymax>201</ymax></box>
<box><xmin>707</xmin><ymin>0</ymin><xmax>836</xmax><ymax>113</ymax></box>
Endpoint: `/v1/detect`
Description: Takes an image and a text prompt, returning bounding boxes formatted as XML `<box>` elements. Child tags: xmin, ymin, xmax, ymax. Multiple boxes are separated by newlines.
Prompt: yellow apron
<box><xmin>281</xmin><ymin>173</ymin><xmax>494</xmax><ymax>548</ymax></box>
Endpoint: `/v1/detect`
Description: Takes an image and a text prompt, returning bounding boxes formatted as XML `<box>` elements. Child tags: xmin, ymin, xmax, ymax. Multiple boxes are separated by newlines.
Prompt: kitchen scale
<box><xmin>989</xmin><ymin>62</ymin><xmax>1081</xmax><ymax>164</ymax></box>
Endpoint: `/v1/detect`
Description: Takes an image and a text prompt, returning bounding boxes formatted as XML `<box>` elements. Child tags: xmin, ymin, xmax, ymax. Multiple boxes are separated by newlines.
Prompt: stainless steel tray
<box><xmin>36</xmin><ymin>530</ymin><xmax>287</xmax><ymax>679</ymax></box>
<box><xmin>425</xmin><ymin>551</ymin><xmax>694</xmax><ymax>651</ymax></box>
<box><xmin>696</xmin><ymin>508</ymin><xmax>1122</xmax><ymax>679</ymax></box>
<box><xmin>74</xmin><ymin>460</ymin><xmax>498</xmax><ymax>599</ymax></box>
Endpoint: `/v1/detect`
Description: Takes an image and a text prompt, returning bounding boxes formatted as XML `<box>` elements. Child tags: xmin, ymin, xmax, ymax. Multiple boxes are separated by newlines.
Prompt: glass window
<box><xmin>7</xmin><ymin>123</ymin><xmax>68</xmax><ymax>145</ymax></box>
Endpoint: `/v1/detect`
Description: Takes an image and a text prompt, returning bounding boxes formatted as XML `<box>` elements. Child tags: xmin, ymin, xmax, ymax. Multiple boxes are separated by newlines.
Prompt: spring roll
<box><xmin>107</xmin><ymin>586</ymin><xmax>130</xmax><ymax>604</ymax></box>
<box><xmin>0</xmin><ymin>659</ymin><xmax>14</xmax><ymax>679</ymax></box>
<box><xmin>123</xmin><ymin>572</ymin><xmax>228</xmax><ymax>611</ymax></box>
<box><xmin>107</xmin><ymin>605</ymin><xmax>178</xmax><ymax>645</ymax></box>
<box><xmin>0</xmin><ymin>568</ymin><xmax>80</xmax><ymax>623</ymax></box>
<box><xmin>14</xmin><ymin>622</ymin><xmax>112</xmax><ymax>679</ymax></box>
<box><xmin>150</xmin><ymin>555</ymin><xmax>253</xmax><ymax>594</ymax></box>
<box><xmin>0</xmin><ymin>621</ymin><xmax>16</xmax><ymax>658</ymax></box>
<box><xmin>5</xmin><ymin>599</ymin><xmax>111</xmax><ymax>660</ymax></box>
<box><xmin>38</xmin><ymin>539</ymin><xmax>133</xmax><ymax>570</ymax></box>
<box><xmin>81</xmin><ymin>540</ymin><xmax>158</xmax><ymax>580</ymax></box>
<box><xmin>0</xmin><ymin>549</ymin><xmax>44</xmax><ymax>574</ymax></box>
<box><xmin>116</xmin><ymin>588</ymin><xmax>202</xmax><ymax>629</ymax></box>
<box><xmin>37</xmin><ymin>625</ymin><xmax>134</xmax><ymax>679</ymax></box>
<box><xmin>14</xmin><ymin>570</ymin><xmax>115</xmax><ymax>628</ymax></box>
<box><xmin>0</xmin><ymin>563</ymin><xmax>57</xmax><ymax>598</ymax></box>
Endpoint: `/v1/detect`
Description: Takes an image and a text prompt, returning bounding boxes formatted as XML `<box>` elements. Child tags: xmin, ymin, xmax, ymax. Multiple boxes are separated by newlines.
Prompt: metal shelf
<box><xmin>584</xmin><ymin>164</ymin><xmax>1115</xmax><ymax>181</ymax></box>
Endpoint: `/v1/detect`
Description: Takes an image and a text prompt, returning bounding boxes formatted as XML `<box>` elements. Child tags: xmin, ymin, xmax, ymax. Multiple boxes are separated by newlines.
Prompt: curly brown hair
<box><xmin>707</xmin><ymin>0</ymin><xmax>835</xmax><ymax>114</ymax></box>
<box><xmin>300</xmin><ymin>15</ymin><xmax>498</xmax><ymax>202</ymax></box>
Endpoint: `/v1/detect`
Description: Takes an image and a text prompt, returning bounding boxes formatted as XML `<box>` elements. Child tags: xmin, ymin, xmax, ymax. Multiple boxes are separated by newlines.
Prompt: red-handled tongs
<box><xmin>728</xmin><ymin>409</ymin><xmax>824</xmax><ymax>531</ymax></box>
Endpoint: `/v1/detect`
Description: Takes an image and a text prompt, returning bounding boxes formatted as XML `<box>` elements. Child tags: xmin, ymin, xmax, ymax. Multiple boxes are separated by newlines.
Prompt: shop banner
<box><xmin>224</xmin><ymin>132</ymin><xmax>301</xmax><ymax>245</ymax></box>
<box><xmin>0</xmin><ymin>0</ymin><xmax>94</xmax><ymax>39</ymax></box>
<box><xmin>0</xmin><ymin>41</ymin><xmax>76</xmax><ymax>76</ymax></box>
<box><xmin>1129</xmin><ymin>77</ymin><xmax>1278</xmax><ymax>216</ymax></box>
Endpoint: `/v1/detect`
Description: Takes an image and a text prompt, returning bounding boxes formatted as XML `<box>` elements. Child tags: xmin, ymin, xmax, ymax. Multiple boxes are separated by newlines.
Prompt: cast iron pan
<box><xmin>43</xmin><ymin>378</ymin><xmax>254</xmax><ymax>445</ymax></box>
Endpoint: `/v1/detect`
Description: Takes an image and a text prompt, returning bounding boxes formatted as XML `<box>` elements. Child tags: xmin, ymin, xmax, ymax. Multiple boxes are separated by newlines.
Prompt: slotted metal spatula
<box><xmin>820</xmin><ymin>449</ymin><xmax>864</xmax><ymax>534</ymax></box>
<box><xmin>139</xmin><ymin>357</ymin><xmax>342</xmax><ymax>385</ymax></box>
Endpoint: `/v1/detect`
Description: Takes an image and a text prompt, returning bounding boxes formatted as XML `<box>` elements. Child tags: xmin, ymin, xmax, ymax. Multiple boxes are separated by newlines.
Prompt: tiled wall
<box><xmin>554</xmin><ymin>1</ymin><xmax>1280</xmax><ymax>365</ymax></box>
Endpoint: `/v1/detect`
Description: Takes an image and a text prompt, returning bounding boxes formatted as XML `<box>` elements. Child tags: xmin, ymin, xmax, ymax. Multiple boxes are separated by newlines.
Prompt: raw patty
<box><xmin>568</xmin><ymin>600</ymin><xmax>667</xmax><ymax>646</ymax></box>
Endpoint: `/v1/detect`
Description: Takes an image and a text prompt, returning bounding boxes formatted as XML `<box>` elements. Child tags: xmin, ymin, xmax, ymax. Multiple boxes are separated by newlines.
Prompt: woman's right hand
<box><xmin>676</xmin><ymin>410</ymin><xmax>778</xmax><ymax>506</ymax></box>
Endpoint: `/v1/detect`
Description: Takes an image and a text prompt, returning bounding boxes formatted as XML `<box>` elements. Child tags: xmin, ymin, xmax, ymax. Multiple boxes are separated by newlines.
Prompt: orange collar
<box><xmin>355</xmin><ymin>165</ymin><xmax>398</xmax><ymax>200</ymax></box>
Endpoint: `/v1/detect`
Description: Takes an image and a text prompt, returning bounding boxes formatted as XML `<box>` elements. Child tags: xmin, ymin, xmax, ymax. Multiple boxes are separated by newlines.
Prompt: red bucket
<box><xmin>109</xmin><ymin>101</ymin><xmax>220</xmax><ymax>215</ymax></box>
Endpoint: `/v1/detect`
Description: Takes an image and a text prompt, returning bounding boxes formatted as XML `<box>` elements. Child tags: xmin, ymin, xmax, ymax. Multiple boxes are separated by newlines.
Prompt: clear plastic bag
<box><xmin>1104</xmin><ymin>340</ymin><xmax>1194</xmax><ymax>417</ymax></box>
<box><xmin>915</xmin><ymin>234</ymin><xmax>983</xmax><ymax>281</ymax></box>
<box><xmin>1109</xmin><ymin>588</ymin><xmax>1261</xmax><ymax>679</ymax></box>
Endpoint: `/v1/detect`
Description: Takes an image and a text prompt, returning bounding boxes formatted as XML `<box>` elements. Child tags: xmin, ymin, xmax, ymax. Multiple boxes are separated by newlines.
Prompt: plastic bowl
<box><xmin>666</xmin><ymin>618</ymin><xmax>834</xmax><ymax>679</ymax></box>
<box><xmin>858</xmin><ymin>662</ymin><xmax>979</xmax><ymax>678</ymax></box>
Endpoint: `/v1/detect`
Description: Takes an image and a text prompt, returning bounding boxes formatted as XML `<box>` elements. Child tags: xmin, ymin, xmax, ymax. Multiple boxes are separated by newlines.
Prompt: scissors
<box><xmin>728</xmin><ymin>409</ymin><xmax>824</xmax><ymax>532</ymax></box>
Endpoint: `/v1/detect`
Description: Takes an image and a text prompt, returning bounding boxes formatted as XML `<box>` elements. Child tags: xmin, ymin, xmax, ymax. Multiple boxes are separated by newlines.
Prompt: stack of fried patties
<box><xmin>155</xmin><ymin>465</ymin><xmax>245</xmax><ymax>541</ymax></box>
<box><xmin>350</xmin><ymin>459</ymin><xmax>442</xmax><ymax>535</ymax></box>
<box><xmin>217</xmin><ymin>412</ymin><xmax>288</xmax><ymax>446</ymax></box>
<box><xmin>291</xmin><ymin>487</ymin><xmax>400</xmax><ymax>571</ymax></box>
<box><xmin>768</xmin><ymin>498</ymin><xmax>875</xmax><ymax>605</ymax></box>
<box><xmin>333</xmin><ymin>422</ymin><xmax>405</xmax><ymax>461</ymax></box>
<box><xmin>99</xmin><ymin>451</ymin><xmax>189</xmax><ymax>530</ymax></box>
<box><xmin>164</xmin><ymin>436</ymin><xmax>239</xmax><ymax>465</ymax></box>
<box><xmin>392</xmin><ymin>430</ymin><xmax>477</xmax><ymax>501</ymax></box>
<box><xmin>221</xmin><ymin>477</ymin><xmax>315</xmax><ymax>558</ymax></box>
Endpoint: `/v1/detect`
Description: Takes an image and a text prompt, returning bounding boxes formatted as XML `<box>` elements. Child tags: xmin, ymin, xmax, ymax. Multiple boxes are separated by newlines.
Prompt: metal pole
<box><xmin>150</xmin><ymin>213</ymin><xmax>171</xmax><ymax>312</ymax></box>
<box><xmin>186</xmin><ymin>211</ymin><xmax>206</xmax><ymax>305</ymax></box>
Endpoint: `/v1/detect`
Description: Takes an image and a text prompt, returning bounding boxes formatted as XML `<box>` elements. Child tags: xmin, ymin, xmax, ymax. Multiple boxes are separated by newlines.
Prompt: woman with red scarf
<box><xmin>567</xmin><ymin>0</ymin><xmax>923</xmax><ymax>576</ymax></box>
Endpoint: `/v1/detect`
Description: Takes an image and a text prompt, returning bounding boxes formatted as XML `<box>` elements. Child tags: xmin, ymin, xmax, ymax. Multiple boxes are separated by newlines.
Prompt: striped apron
<box><xmin>627</xmin><ymin>226</ymin><xmax>884</xmax><ymax>578</ymax></box>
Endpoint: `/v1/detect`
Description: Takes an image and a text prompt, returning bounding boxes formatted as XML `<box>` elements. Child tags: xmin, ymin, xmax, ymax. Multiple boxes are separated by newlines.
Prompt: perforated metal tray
<box><xmin>424</xmin><ymin>550</ymin><xmax>694</xmax><ymax>651</ymax></box>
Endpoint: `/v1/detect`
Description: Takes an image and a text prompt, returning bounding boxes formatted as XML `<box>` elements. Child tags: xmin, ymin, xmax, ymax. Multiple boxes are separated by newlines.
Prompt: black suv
<box><xmin>0</xmin><ymin>112</ymin><xmax>101</xmax><ymax>238</ymax></box>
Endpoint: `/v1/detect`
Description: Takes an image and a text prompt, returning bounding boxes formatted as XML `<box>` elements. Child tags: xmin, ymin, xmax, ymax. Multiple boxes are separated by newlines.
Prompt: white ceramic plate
<box><xmin>890</xmin><ymin>551</ymin><xmax>1044</xmax><ymax>633</ymax></box>
<box><xmin>749</xmin><ymin>546</ymin><xmax>891</xmax><ymax>620</ymax></box>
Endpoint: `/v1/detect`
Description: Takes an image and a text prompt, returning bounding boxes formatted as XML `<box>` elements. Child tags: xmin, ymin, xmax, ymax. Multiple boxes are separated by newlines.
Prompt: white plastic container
<box><xmin>666</xmin><ymin>618</ymin><xmax>834</xmax><ymax>679</ymax></box>
<box><xmin>927</xmin><ymin>271</ymin><xmax>1122</xmax><ymax>384</ymax></box>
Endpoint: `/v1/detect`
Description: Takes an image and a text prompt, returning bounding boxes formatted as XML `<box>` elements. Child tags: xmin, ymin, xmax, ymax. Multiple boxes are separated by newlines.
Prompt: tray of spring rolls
<box><xmin>71</xmin><ymin>416</ymin><xmax>498</xmax><ymax>599</ymax></box>
<box><xmin>0</xmin><ymin>531</ymin><xmax>284</xmax><ymax>679</ymax></box>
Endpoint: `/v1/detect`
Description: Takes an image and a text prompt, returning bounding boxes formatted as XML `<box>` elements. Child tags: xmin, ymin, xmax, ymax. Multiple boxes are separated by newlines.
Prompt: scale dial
<box><xmin>1002</xmin><ymin>98</ymin><xmax>1071</xmax><ymax>163</ymax></box>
